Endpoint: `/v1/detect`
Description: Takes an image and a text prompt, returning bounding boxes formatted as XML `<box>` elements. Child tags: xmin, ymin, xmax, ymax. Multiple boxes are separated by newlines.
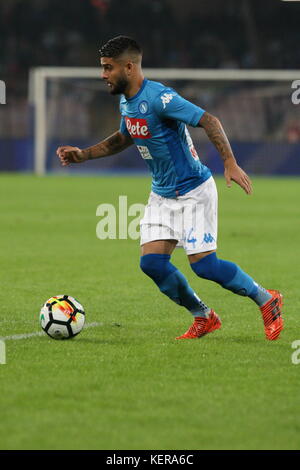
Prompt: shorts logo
<box><xmin>186</xmin><ymin>228</ymin><xmax>197</xmax><ymax>249</ymax></box>
<box><xmin>203</xmin><ymin>233</ymin><xmax>215</xmax><ymax>244</ymax></box>
<box><xmin>125</xmin><ymin>117</ymin><xmax>151</xmax><ymax>139</ymax></box>
<box><xmin>139</xmin><ymin>101</ymin><xmax>148</xmax><ymax>114</ymax></box>
<box><xmin>161</xmin><ymin>92</ymin><xmax>174</xmax><ymax>109</ymax></box>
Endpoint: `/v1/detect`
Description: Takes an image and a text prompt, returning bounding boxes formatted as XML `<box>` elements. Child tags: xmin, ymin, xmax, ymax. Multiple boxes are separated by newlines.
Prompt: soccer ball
<box><xmin>40</xmin><ymin>295</ymin><xmax>85</xmax><ymax>340</ymax></box>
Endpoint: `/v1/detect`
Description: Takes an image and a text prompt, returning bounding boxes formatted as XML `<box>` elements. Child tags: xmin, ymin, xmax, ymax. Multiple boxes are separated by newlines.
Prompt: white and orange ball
<box><xmin>40</xmin><ymin>295</ymin><xmax>85</xmax><ymax>339</ymax></box>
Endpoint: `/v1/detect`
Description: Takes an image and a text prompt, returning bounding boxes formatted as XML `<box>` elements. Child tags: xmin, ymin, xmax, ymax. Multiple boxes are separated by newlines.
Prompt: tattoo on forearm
<box><xmin>200</xmin><ymin>113</ymin><xmax>235</xmax><ymax>163</ymax></box>
<box><xmin>106</xmin><ymin>133</ymin><xmax>123</xmax><ymax>152</ymax></box>
<box><xmin>83</xmin><ymin>132</ymin><xmax>132</xmax><ymax>160</ymax></box>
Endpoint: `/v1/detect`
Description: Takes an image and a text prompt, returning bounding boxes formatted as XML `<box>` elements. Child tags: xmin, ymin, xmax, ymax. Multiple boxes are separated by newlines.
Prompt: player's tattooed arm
<box><xmin>198</xmin><ymin>112</ymin><xmax>235</xmax><ymax>164</ymax></box>
<box><xmin>82</xmin><ymin>131</ymin><xmax>133</xmax><ymax>160</ymax></box>
<box><xmin>56</xmin><ymin>131</ymin><xmax>133</xmax><ymax>166</ymax></box>
<box><xmin>198</xmin><ymin>112</ymin><xmax>252</xmax><ymax>195</ymax></box>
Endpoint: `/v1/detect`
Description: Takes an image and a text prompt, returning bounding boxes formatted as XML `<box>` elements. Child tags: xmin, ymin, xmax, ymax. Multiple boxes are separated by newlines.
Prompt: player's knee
<box><xmin>140</xmin><ymin>254</ymin><xmax>156</xmax><ymax>278</ymax></box>
<box><xmin>140</xmin><ymin>253</ymin><xmax>176</xmax><ymax>284</ymax></box>
<box><xmin>190</xmin><ymin>252</ymin><xmax>219</xmax><ymax>280</ymax></box>
<box><xmin>190</xmin><ymin>252</ymin><xmax>237</xmax><ymax>285</ymax></box>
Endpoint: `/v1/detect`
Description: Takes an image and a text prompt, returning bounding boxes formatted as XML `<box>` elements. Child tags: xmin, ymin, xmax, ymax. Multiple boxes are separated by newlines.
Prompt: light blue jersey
<box><xmin>119</xmin><ymin>79</ymin><xmax>211</xmax><ymax>198</ymax></box>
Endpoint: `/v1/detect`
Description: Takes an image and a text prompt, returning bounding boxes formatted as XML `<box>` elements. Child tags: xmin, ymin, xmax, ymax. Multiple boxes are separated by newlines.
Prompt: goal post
<box><xmin>29</xmin><ymin>67</ymin><xmax>300</xmax><ymax>175</ymax></box>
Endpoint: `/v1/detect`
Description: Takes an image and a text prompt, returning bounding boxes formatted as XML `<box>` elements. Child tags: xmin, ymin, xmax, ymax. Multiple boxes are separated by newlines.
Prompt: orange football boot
<box><xmin>176</xmin><ymin>309</ymin><xmax>221</xmax><ymax>339</ymax></box>
<box><xmin>260</xmin><ymin>289</ymin><xmax>284</xmax><ymax>340</ymax></box>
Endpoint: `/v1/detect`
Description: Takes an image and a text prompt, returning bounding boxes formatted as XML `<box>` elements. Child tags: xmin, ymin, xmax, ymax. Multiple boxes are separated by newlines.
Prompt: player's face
<box><xmin>101</xmin><ymin>57</ymin><xmax>129</xmax><ymax>95</ymax></box>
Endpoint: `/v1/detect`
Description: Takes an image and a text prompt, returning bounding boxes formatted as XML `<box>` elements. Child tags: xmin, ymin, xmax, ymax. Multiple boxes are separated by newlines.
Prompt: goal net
<box><xmin>29</xmin><ymin>68</ymin><xmax>300</xmax><ymax>175</ymax></box>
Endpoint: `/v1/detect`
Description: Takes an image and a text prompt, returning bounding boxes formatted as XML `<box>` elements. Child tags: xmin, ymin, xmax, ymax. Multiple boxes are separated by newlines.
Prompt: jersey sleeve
<box><xmin>153</xmin><ymin>89</ymin><xmax>205</xmax><ymax>127</ymax></box>
<box><xmin>119</xmin><ymin>116</ymin><xmax>130</xmax><ymax>137</ymax></box>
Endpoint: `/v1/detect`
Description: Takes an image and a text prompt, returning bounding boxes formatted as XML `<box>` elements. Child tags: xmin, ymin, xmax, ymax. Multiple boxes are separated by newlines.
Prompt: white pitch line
<box><xmin>0</xmin><ymin>322</ymin><xmax>103</xmax><ymax>341</ymax></box>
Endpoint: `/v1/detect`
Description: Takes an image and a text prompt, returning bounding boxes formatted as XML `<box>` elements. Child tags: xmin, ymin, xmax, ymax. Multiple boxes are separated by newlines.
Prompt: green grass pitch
<box><xmin>0</xmin><ymin>173</ymin><xmax>299</xmax><ymax>450</ymax></box>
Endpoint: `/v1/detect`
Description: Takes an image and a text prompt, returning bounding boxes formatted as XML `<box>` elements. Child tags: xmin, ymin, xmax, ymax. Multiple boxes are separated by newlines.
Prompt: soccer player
<box><xmin>57</xmin><ymin>36</ymin><xmax>284</xmax><ymax>340</ymax></box>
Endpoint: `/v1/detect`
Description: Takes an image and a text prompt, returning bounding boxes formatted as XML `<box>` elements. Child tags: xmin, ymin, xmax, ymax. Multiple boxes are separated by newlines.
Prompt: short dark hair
<box><xmin>99</xmin><ymin>35</ymin><xmax>142</xmax><ymax>59</ymax></box>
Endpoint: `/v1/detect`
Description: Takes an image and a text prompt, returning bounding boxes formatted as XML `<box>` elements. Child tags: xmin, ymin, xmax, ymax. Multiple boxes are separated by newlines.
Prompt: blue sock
<box><xmin>140</xmin><ymin>254</ymin><xmax>210</xmax><ymax>317</ymax></box>
<box><xmin>191</xmin><ymin>252</ymin><xmax>271</xmax><ymax>307</ymax></box>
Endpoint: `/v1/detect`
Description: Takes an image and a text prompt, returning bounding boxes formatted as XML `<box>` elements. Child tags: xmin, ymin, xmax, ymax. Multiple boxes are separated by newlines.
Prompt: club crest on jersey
<box><xmin>139</xmin><ymin>101</ymin><xmax>148</xmax><ymax>114</ymax></box>
<box><xmin>125</xmin><ymin>117</ymin><xmax>151</xmax><ymax>139</ymax></box>
<box><xmin>161</xmin><ymin>92</ymin><xmax>174</xmax><ymax>109</ymax></box>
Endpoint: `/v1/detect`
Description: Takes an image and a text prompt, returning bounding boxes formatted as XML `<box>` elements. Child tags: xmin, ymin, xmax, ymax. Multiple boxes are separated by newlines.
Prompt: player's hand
<box><xmin>224</xmin><ymin>159</ymin><xmax>252</xmax><ymax>195</ymax></box>
<box><xmin>56</xmin><ymin>145</ymin><xmax>87</xmax><ymax>166</ymax></box>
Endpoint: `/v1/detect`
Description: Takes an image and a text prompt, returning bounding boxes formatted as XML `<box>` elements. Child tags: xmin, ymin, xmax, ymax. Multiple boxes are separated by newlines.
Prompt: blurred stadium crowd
<box><xmin>0</xmin><ymin>0</ymin><xmax>299</xmax><ymax>172</ymax></box>
<box><xmin>1</xmin><ymin>0</ymin><xmax>300</xmax><ymax>96</ymax></box>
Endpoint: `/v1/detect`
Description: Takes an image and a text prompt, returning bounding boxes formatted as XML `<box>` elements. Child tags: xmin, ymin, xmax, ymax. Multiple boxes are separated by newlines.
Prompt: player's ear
<box><xmin>125</xmin><ymin>61</ymin><xmax>134</xmax><ymax>76</ymax></box>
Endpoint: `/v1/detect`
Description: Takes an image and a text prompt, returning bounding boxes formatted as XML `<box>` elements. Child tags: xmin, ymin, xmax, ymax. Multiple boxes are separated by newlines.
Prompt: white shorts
<box><xmin>140</xmin><ymin>176</ymin><xmax>218</xmax><ymax>255</ymax></box>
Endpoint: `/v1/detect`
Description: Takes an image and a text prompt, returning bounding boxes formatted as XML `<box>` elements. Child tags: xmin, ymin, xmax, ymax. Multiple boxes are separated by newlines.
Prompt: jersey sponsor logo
<box><xmin>161</xmin><ymin>92</ymin><xmax>174</xmax><ymax>109</ymax></box>
<box><xmin>137</xmin><ymin>145</ymin><xmax>153</xmax><ymax>160</ymax></box>
<box><xmin>125</xmin><ymin>117</ymin><xmax>151</xmax><ymax>139</ymax></box>
<box><xmin>139</xmin><ymin>100</ymin><xmax>148</xmax><ymax>114</ymax></box>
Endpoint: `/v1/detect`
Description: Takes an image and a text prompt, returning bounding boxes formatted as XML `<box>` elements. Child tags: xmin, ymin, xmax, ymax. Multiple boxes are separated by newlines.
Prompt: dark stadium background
<box><xmin>0</xmin><ymin>0</ymin><xmax>299</xmax><ymax>173</ymax></box>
